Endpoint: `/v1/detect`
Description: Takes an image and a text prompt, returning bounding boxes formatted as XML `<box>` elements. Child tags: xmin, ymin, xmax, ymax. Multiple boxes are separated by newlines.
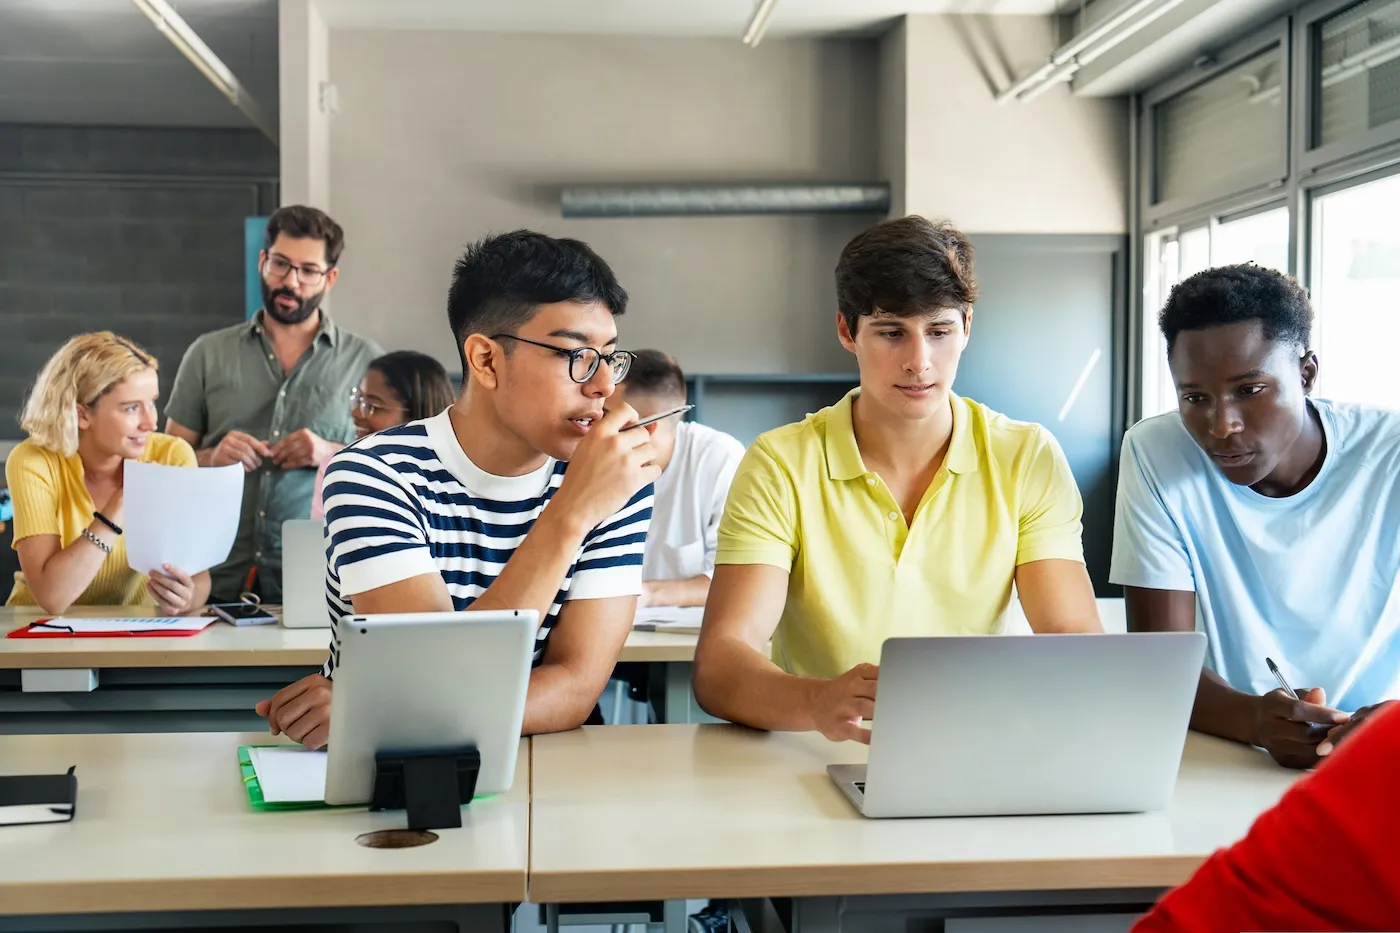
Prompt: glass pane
<box><xmin>1317</xmin><ymin>0</ymin><xmax>1400</xmax><ymax>148</ymax></box>
<box><xmin>1213</xmin><ymin>208</ymin><xmax>1290</xmax><ymax>270</ymax></box>
<box><xmin>1311</xmin><ymin>172</ymin><xmax>1400</xmax><ymax>407</ymax></box>
<box><xmin>1179</xmin><ymin>226</ymin><xmax>1211</xmax><ymax>278</ymax></box>
<box><xmin>1155</xmin><ymin>47</ymin><xmax>1286</xmax><ymax>204</ymax></box>
<box><xmin>1140</xmin><ymin>227</ymin><xmax>1211</xmax><ymax>420</ymax></box>
<box><xmin>1139</xmin><ymin>211</ymin><xmax>1293</xmax><ymax>422</ymax></box>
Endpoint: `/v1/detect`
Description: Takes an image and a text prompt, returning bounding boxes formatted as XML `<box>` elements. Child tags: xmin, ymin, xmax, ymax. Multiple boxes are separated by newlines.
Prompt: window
<box><xmin>1310</xmin><ymin>171</ymin><xmax>1400</xmax><ymax>407</ymax></box>
<box><xmin>1140</xmin><ymin>208</ymin><xmax>1290</xmax><ymax>419</ymax></box>
<box><xmin>1155</xmin><ymin>46</ymin><xmax>1287</xmax><ymax>205</ymax></box>
<box><xmin>1316</xmin><ymin>0</ymin><xmax>1400</xmax><ymax>148</ymax></box>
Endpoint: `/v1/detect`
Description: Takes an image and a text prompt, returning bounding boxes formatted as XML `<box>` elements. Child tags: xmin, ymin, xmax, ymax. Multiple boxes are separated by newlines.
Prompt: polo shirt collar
<box><xmin>823</xmin><ymin>389</ymin><xmax>980</xmax><ymax>481</ymax></box>
<box><xmin>246</xmin><ymin>308</ymin><xmax>340</xmax><ymax>348</ymax></box>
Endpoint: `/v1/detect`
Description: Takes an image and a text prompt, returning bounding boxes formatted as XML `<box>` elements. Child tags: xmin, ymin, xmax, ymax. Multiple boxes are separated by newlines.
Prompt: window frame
<box><xmin>1131</xmin><ymin>0</ymin><xmax>1400</xmax><ymax>424</ymax></box>
<box><xmin>1299</xmin><ymin>0</ymin><xmax>1400</xmax><ymax>173</ymax></box>
<box><xmin>1141</xmin><ymin>22</ymin><xmax>1293</xmax><ymax>225</ymax></box>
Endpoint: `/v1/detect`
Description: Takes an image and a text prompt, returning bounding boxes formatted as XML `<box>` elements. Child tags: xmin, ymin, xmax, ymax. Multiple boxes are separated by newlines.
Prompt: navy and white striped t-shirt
<box><xmin>319</xmin><ymin>410</ymin><xmax>653</xmax><ymax>678</ymax></box>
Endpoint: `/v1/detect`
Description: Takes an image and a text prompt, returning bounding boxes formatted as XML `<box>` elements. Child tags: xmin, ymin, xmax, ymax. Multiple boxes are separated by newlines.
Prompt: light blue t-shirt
<box><xmin>1110</xmin><ymin>399</ymin><xmax>1400</xmax><ymax>711</ymax></box>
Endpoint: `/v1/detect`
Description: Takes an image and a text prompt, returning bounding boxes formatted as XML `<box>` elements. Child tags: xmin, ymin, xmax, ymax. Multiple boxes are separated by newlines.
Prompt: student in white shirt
<box><xmin>612</xmin><ymin>350</ymin><xmax>745</xmax><ymax>609</ymax></box>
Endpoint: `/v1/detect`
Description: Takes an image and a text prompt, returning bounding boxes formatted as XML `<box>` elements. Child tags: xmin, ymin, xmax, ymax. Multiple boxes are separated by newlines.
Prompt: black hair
<box><xmin>265</xmin><ymin>205</ymin><xmax>344</xmax><ymax>267</ymax></box>
<box><xmin>624</xmin><ymin>349</ymin><xmax>686</xmax><ymax>401</ymax></box>
<box><xmin>446</xmin><ymin>230</ymin><xmax>628</xmax><ymax>373</ymax></box>
<box><xmin>835</xmin><ymin>215</ymin><xmax>979</xmax><ymax>334</ymax></box>
<box><xmin>1160</xmin><ymin>264</ymin><xmax>1313</xmax><ymax>355</ymax></box>
<box><xmin>367</xmin><ymin>351</ymin><xmax>456</xmax><ymax>421</ymax></box>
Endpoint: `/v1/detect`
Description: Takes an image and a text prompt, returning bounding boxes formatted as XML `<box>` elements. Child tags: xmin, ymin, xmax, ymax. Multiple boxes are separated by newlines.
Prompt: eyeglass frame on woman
<box><xmin>490</xmin><ymin>334</ymin><xmax>634</xmax><ymax>384</ymax></box>
<box><xmin>263</xmin><ymin>252</ymin><xmax>332</xmax><ymax>286</ymax></box>
<box><xmin>349</xmin><ymin>388</ymin><xmax>407</xmax><ymax>418</ymax></box>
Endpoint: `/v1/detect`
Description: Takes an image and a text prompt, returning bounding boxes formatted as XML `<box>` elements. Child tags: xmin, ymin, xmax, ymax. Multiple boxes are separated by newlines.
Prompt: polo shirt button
<box><xmin>887</xmin><ymin>511</ymin><xmax>898</xmax><ymax>521</ymax></box>
<box><xmin>866</xmin><ymin>477</ymin><xmax>877</xmax><ymax>486</ymax></box>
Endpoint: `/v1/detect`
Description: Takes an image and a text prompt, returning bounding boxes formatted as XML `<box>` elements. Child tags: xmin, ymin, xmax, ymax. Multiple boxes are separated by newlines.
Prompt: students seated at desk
<box><xmin>1112</xmin><ymin>265</ymin><xmax>1398</xmax><ymax>770</ymax></box>
<box><xmin>309</xmin><ymin>350</ymin><xmax>455</xmax><ymax>520</ymax></box>
<box><xmin>5</xmin><ymin>332</ymin><xmax>209</xmax><ymax>614</ymax></box>
<box><xmin>611</xmin><ymin>350</ymin><xmax>744</xmax><ymax>609</ymax></box>
<box><xmin>693</xmin><ymin>216</ymin><xmax>1101</xmax><ymax>743</ymax></box>
<box><xmin>257</xmin><ymin>230</ymin><xmax>657</xmax><ymax>748</ymax></box>
<box><xmin>1134</xmin><ymin>702</ymin><xmax>1400</xmax><ymax>932</ymax></box>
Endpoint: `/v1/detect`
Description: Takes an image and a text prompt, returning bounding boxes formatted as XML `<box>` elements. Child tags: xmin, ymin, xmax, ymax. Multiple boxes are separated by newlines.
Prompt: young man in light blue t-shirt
<box><xmin>1112</xmin><ymin>264</ymin><xmax>1400</xmax><ymax>770</ymax></box>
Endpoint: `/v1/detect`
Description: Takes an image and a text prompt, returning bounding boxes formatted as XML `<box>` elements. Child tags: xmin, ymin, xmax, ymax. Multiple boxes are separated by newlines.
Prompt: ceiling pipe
<box><xmin>129</xmin><ymin>0</ymin><xmax>277</xmax><ymax>142</ymax></box>
<box><xmin>742</xmin><ymin>0</ymin><xmax>780</xmax><ymax>47</ymax></box>
<box><xmin>996</xmin><ymin>0</ymin><xmax>1186</xmax><ymax>104</ymax></box>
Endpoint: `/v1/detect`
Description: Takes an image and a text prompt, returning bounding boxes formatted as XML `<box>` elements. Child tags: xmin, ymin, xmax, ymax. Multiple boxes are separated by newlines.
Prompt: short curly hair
<box><xmin>1160</xmin><ymin>264</ymin><xmax>1312</xmax><ymax>355</ymax></box>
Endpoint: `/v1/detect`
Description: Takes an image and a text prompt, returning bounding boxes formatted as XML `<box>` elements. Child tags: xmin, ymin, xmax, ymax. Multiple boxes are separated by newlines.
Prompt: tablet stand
<box><xmin>369</xmin><ymin>746</ymin><xmax>480</xmax><ymax>831</ymax></box>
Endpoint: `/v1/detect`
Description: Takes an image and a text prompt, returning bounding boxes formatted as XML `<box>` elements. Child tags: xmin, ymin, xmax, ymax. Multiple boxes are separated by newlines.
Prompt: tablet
<box><xmin>322</xmin><ymin>610</ymin><xmax>537</xmax><ymax>805</ymax></box>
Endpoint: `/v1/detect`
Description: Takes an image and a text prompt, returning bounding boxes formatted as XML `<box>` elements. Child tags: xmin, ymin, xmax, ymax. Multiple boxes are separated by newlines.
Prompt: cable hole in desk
<box><xmin>356</xmin><ymin>829</ymin><xmax>439</xmax><ymax>849</ymax></box>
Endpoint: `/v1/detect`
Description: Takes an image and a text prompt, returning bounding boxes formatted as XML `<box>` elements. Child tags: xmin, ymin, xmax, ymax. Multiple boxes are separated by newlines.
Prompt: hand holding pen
<box><xmin>1256</xmin><ymin>657</ymin><xmax>1349</xmax><ymax>770</ymax></box>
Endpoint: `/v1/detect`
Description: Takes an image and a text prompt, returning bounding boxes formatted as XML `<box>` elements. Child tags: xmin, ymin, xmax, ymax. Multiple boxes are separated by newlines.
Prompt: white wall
<box><xmin>323</xmin><ymin>19</ymin><xmax>1129</xmax><ymax>374</ymax></box>
<box><xmin>327</xmin><ymin>31</ymin><xmax>879</xmax><ymax>374</ymax></box>
<box><xmin>279</xmin><ymin>0</ymin><xmax>331</xmax><ymax>209</ymax></box>
<box><xmin>899</xmin><ymin>15</ymin><xmax>1128</xmax><ymax>235</ymax></box>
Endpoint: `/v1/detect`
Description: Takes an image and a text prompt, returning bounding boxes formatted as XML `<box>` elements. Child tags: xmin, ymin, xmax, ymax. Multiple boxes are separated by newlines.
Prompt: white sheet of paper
<box><xmin>34</xmin><ymin>616</ymin><xmax>216</xmax><ymax>634</ymax></box>
<box><xmin>632</xmin><ymin>605</ymin><xmax>704</xmax><ymax>631</ymax></box>
<box><xmin>249</xmin><ymin>747</ymin><xmax>327</xmax><ymax>803</ymax></box>
<box><xmin>124</xmin><ymin>461</ymin><xmax>244</xmax><ymax>575</ymax></box>
<box><xmin>0</xmin><ymin>803</ymin><xmax>73</xmax><ymax>826</ymax></box>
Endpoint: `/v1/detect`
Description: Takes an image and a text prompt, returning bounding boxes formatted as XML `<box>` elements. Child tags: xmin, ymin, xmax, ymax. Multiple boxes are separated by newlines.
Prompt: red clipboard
<box><xmin>7</xmin><ymin>619</ymin><xmax>211</xmax><ymax>639</ymax></box>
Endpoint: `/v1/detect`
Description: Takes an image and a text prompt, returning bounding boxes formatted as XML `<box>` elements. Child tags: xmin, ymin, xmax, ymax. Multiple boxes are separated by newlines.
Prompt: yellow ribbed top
<box><xmin>5</xmin><ymin>434</ymin><xmax>196</xmax><ymax>608</ymax></box>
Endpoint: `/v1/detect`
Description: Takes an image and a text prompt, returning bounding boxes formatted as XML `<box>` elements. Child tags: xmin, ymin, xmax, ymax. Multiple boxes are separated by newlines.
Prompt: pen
<box><xmin>1266</xmin><ymin>657</ymin><xmax>1300</xmax><ymax>700</ymax></box>
<box><xmin>624</xmin><ymin>404</ymin><xmax>694</xmax><ymax>430</ymax></box>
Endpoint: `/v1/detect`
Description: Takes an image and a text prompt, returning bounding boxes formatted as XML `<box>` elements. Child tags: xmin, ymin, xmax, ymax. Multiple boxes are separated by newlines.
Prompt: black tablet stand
<box><xmin>369</xmin><ymin>746</ymin><xmax>480</xmax><ymax>831</ymax></box>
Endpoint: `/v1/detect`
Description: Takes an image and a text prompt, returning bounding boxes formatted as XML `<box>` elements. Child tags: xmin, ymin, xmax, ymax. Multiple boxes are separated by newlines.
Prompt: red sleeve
<box><xmin>1133</xmin><ymin>703</ymin><xmax>1400</xmax><ymax>933</ymax></box>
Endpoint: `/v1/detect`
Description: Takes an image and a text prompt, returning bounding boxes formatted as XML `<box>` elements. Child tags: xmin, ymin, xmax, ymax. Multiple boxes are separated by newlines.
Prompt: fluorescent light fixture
<box><xmin>128</xmin><ymin>0</ymin><xmax>277</xmax><ymax>142</ymax></box>
<box><xmin>742</xmin><ymin>0</ymin><xmax>780</xmax><ymax>47</ymax></box>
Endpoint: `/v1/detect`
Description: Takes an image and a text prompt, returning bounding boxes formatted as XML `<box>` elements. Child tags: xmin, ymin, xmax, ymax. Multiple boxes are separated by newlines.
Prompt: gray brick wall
<box><xmin>0</xmin><ymin>124</ymin><xmax>278</xmax><ymax>440</ymax></box>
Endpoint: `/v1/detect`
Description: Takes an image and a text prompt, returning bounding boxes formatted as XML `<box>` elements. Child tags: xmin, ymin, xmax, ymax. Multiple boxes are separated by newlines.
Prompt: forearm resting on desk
<box><xmin>15</xmin><ymin>531</ymin><xmax>116</xmax><ymax>615</ymax></box>
<box><xmin>693</xmin><ymin>635</ymin><xmax>824</xmax><ymax>732</ymax></box>
<box><xmin>522</xmin><ymin>661</ymin><xmax>607</xmax><ymax>735</ymax></box>
<box><xmin>1190</xmin><ymin>669</ymin><xmax>1262</xmax><ymax>746</ymax></box>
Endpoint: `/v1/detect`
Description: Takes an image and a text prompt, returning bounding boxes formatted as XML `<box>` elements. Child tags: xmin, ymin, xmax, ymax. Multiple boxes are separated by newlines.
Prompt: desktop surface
<box><xmin>0</xmin><ymin>730</ymin><xmax>529</xmax><ymax>914</ymax></box>
<box><xmin>528</xmin><ymin>723</ymin><xmax>1299</xmax><ymax>904</ymax></box>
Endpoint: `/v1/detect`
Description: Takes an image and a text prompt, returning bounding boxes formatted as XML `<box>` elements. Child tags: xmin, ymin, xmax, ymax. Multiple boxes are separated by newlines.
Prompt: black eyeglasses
<box><xmin>491</xmin><ymin>334</ymin><xmax>633</xmax><ymax>384</ymax></box>
<box><xmin>264</xmin><ymin>253</ymin><xmax>330</xmax><ymax>285</ymax></box>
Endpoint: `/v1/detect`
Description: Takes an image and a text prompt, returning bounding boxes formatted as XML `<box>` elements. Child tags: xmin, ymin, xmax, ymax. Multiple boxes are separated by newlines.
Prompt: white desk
<box><xmin>0</xmin><ymin>607</ymin><xmax>708</xmax><ymax>731</ymax></box>
<box><xmin>530</xmin><ymin>724</ymin><xmax>1300</xmax><ymax>932</ymax></box>
<box><xmin>0</xmin><ymin>731</ymin><xmax>528</xmax><ymax>931</ymax></box>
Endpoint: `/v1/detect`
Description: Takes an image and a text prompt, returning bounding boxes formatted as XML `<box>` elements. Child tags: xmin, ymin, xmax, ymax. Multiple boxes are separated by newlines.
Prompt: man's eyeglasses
<box><xmin>264</xmin><ymin>253</ymin><xmax>330</xmax><ymax>286</ymax></box>
<box><xmin>350</xmin><ymin>388</ymin><xmax>406</xmax><ymax>418</ymax></box>
<box><xmin>492</xmin><ymin>334</ymin><xmax>634</xmax><ymax>384</ymax></box>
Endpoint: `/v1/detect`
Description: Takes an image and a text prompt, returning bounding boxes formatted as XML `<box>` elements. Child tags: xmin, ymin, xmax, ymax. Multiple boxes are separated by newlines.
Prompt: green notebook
<box><xmin>238</xmin><ymin>745</ymin><xmax>337</xmax><ymax>811</ymax></box>
<box><xmin>237</xmin><ymin>746</ymin><xmax>495</xmax><ymax>811</ymax></box>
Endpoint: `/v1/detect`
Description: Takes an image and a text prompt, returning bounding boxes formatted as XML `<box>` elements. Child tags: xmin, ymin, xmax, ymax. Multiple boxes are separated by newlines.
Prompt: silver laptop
<box><xmin>280</xmin><ymin>519</ymin><xmax>329</xmax><ymax>628</ymax></box>
<box><xmin>324</xmin><ymin>610</ymin><xmax>537</xmax><ymax>804</ymax></box>
<box><xmin>828</xmin><ymin>632</ymin><xmax>1206</xmax><ymax>818</ymax></box>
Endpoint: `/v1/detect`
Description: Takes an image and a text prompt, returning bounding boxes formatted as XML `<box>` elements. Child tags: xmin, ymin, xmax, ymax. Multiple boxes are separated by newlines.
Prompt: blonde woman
<box><xmin>6</xmin><ymin>333</ymin><xmax>210</xmax><ymax>614</ymax></box>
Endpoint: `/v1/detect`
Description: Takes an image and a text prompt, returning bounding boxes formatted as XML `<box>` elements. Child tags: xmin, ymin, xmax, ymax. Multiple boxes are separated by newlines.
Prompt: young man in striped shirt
<box><xmin>256</xmin><ymin>230</ymin><xmax>659</xmax><ymax>746</ymax></box>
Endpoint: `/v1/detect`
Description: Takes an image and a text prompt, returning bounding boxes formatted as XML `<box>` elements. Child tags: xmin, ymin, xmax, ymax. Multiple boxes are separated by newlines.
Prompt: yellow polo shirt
<box><xmin>715</xmin><ymin>390</ymin><xmax>1084</xmax><ymax>679</ymax></box>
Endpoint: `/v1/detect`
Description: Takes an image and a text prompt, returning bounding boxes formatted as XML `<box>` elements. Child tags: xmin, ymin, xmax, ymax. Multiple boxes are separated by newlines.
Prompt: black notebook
<box><xmin>0</xmin><ymin>767</ymin><xmax>77</xmax><ymax>827</ymax></box>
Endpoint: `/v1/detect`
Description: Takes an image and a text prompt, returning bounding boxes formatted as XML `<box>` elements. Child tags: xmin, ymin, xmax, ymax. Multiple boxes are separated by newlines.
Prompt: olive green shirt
<box><xmin>164</xmin><ymin>311</ymin><xmax>382</xmax><ymax>602</ymax></box>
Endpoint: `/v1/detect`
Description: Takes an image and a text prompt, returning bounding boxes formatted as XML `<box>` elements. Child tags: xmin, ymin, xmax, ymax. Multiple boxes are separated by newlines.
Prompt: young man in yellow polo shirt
<box><xmin>693</xmin><ymin>215</ymin><xmax>1102</xmax><ymax>744</ymax></box>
